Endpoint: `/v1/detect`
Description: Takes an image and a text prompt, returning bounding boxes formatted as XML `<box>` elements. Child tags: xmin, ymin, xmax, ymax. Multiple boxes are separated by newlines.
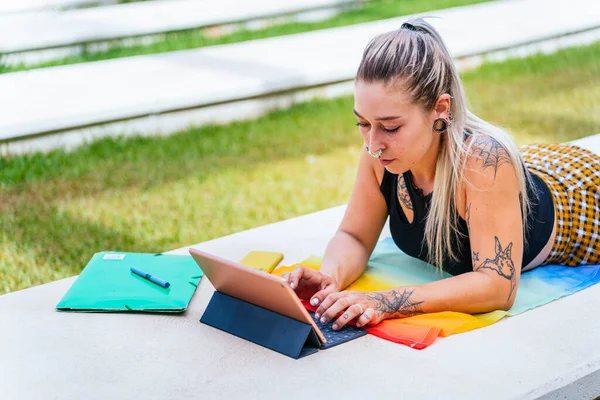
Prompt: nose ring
<box><xmin>365</xmin><ymin>146</ymin><xmax>382</xmax><ymax>159</ymax></box>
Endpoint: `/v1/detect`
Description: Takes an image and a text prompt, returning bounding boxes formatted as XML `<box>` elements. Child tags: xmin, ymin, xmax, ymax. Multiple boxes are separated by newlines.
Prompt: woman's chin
<box><xmin>377</xmin><ymin>158</ymin><xmax>406</xmax><ymax>175</ymax></box>
<box><xmin>383</xmin><ymin>164</ymin><xmax>403</xmax><ymax>175</ymax></box>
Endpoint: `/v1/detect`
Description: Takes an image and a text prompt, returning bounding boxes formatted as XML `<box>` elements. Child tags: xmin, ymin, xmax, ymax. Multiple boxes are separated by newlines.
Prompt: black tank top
<box><xmin>379</xmin><ymin>168</ymin><xmax>555</xmax><ymax>275</ymax></box>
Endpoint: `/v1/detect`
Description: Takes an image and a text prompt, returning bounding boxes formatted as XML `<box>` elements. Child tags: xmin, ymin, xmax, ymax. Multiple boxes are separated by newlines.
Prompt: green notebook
<box><xmin>56</xmin><ymin>251</ymin><xmax>203</xmax><ymax>313</ymax></box>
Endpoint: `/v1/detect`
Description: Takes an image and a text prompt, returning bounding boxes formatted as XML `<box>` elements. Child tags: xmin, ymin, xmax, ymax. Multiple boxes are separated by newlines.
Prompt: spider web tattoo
<box><xmin>471</xmin><ymin>136</ymin><xmax>511</xmax><ymax>178</ymax></box>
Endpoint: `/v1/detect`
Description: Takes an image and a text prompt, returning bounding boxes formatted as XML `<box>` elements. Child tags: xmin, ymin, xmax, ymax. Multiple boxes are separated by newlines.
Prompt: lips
<box><xmin>379</xmin><ymin>159</ymin><xmax>394</xmax><ymax>166</ymax></box>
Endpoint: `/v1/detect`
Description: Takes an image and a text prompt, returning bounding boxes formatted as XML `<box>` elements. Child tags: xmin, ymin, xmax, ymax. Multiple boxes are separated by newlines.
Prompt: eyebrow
<box><xmin>353</xmin><ymin>109</ymin><xmax>403</xmax><ymax>121</ymax></box>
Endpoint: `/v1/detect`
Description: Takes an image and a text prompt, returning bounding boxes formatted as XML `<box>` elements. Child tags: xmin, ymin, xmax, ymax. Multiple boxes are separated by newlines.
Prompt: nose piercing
<box><xmin>365</xmin><ymin>146</ymin><xmax>382</xmax><ymax>159</ymax></box>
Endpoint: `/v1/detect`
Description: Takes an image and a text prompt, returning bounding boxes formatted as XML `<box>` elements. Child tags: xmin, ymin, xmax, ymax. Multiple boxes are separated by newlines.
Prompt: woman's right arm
<box><xmin>319</xmin><ymin>150</ymin><xmax>389</xmax><ymax>292</ymax></box>
<box><xmin>285</xmin><ymin>150</ymin><xmax>389</xmax><ymax>303</ymax></box>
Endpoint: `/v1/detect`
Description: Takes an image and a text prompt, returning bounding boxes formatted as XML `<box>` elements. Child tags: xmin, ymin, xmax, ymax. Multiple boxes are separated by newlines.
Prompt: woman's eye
<box><xmin>356</xmin><ymin>122</ymin><xmax>400</xmax><ymax>133</ymax></box>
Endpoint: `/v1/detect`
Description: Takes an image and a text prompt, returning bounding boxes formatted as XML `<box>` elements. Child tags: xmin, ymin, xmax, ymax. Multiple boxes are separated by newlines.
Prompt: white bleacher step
<box><xmin>0</xmin><ymin>0</ymin><xmax>361</xmax><ymax>66</ymax></box>
<box><xmin>0</xmin><ymin>0</ymin><xmax>118</xmax><ymax>15</ymax></box>
<box><xmin>0</xmin><ymin>0</ymin><xmax>599</xmax><ymax>155</ymax></box>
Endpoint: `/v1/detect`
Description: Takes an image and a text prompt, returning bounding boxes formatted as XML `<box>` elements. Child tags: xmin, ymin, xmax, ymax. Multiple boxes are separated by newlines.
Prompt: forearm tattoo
<box><xmin>471</xmin><ymin>136</ymin><xmax>511</xmax><ymax>178</ymax></box>
<box><xmin>397</xmin><ymin>175</ymin><xmax>413</xmax><ymax>211</ymax></box>
<box><xmin>475</xmin><ymin>236</ymin><xmax>516</xmax><ymax>302</ymax></box>
<box><xmin>363</xmin><ymin>288</ymin><xmax>424</xmax><ymax>317</ymax></box>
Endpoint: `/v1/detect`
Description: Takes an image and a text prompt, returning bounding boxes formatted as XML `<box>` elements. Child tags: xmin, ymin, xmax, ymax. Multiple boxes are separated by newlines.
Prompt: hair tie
<box><xmin>401</xmin><ymin>22</ymin><xmax>418</xmax><ymax>32</ymax></box>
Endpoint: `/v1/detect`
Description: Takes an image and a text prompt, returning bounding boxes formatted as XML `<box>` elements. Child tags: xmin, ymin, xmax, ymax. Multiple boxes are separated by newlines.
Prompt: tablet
<box><xmin>188</xmin><ymin>248</ymin><xmax>328</xmax><ymax>344</ymax></box>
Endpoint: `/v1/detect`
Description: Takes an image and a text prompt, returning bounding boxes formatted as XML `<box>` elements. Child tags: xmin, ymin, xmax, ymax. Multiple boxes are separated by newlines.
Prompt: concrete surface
<box><xmin>1</xmin><ymin>0</ymin><xmax>599</xmax><ymax>154</ymax></box>
<box><xmin>0</xmin><ymin>0</ymin><xmax>118</xmax><ymax>14</ymax></box>
<box><xmin>0</xmin><ymin>0</ymin><xmax>360</xmax><ymax>54</ymax></box>
<box><xmin>1</xmin><ymin>134</ymin><xmax>600</xmax><ymax>399</ymax></box>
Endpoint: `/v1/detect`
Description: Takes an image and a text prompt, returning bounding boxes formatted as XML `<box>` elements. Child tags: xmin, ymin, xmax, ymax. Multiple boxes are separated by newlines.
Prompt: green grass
<box><xmin>70</xmin><ymin>0</ymin><xmax>151</xmax><ymax>9</ymax></box>
<box><xmin>0</xmin><ymin>0</ymin><xmax>490</xmax><ymax>74</ymax></box>
<box><xmin>2</xmin><ymin>42</ymin><xmax>600</xmax><ymax>294</ymax></box>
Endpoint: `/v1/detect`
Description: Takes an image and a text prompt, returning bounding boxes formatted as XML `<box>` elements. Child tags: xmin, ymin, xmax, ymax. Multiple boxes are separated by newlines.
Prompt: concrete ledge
<box><xmin>0</xmin><ymin>0</ymin><xmax>598</xmax><ymax>155</ymax></box>
<box><xmin>0</xmin><ymin>0</ymin><xmax>118</xmax><ymax>14</ymax></box>
<box><xmin>0</xmin><ymin>81</ymin><xmax>357</xmax><ymax>155</ymax></box>
<box><xmin>1</xmin><ymin>134</ymin><xmax>600</xmax><ymax>399</ymax></box>
<box><xmin>5</xmin><ymin>27</ymin><xmax>600</xmax><ymax>157</ymax></box>
<box><xmin>0</xmin><ymin>0</ymin><xmax>360</xmax><ymax>56</ymax></box>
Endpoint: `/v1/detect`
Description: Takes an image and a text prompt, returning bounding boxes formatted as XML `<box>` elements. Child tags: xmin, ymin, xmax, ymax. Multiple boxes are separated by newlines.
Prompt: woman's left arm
<box><xmin>316</xmin><ymin>136</ymin><xmax>524</xmax><ymax>329</ymax></box>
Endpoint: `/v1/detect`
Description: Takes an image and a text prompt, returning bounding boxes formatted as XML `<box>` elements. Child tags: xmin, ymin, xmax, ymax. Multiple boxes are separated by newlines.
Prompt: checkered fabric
<box><xmin>520</xmin><ymin>143</ymin><xmax>600</xmax><ymax>266</ymax></box>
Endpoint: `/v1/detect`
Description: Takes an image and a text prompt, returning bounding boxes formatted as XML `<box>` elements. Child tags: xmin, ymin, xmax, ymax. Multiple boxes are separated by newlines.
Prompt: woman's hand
<box><xmin>282</xmin><ymin>266</ymin><xmax>340</xmax><ymax>307</ymax></box>
<box><xmin>315</xmin><ymin>291</ymin><xmax>406</xmax><ymax>330</ymax></box>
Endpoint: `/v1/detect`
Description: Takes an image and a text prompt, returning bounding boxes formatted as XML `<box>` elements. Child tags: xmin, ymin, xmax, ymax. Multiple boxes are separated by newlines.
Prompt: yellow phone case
<box><xmin>239</xmin><ymin>251</ymin><xmax>284</xmax><ymax>273</ymax></box>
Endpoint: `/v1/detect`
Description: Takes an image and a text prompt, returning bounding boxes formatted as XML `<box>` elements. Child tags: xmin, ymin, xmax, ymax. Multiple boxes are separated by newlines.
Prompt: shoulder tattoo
<box><xmin>470</xmin><ymin>136</ymin><xmax>511</xmax><ymax>178</ymax></box>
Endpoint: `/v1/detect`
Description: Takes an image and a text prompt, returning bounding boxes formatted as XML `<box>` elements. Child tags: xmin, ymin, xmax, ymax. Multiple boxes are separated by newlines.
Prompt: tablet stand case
<box><xmin>200</xmin><ymin>291</ymin><xmax>321</xmax><ymax>359</ymax></box>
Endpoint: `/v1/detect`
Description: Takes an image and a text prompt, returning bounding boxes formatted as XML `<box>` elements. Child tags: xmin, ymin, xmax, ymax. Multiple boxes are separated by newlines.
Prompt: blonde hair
<box><xmin>356</xmin><ymin>18</ymin><xmax>532</xmax><ymax>269</ymax></box>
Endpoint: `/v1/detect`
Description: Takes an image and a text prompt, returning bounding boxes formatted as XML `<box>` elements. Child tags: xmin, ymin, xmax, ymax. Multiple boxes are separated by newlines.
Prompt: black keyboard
<box><xmin>309</xmin><ymin>311</ymin><xmax>368</xmax><ymax>349</ymax></box>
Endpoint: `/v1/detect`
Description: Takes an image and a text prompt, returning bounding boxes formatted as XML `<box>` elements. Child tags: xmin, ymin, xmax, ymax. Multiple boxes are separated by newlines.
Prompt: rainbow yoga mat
<box><xmin>272</xmin><ymin>237</ymin><xmax>600</xmax><ymax>349</ymax></box>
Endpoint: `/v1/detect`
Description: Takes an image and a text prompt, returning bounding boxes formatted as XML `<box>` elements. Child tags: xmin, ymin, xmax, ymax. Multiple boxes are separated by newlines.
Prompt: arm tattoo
<box><xmin>466</xmin><ymin>203</ymin><xmax>472</xmax><ymax>231</ymax></box>
<box><xmin>471</xmin><ymin>136</ymin><xmax>511</xmax><ymax>178</ymax></box>
<box><xmin>467</xmin><ymin>204</ymin><xmax>480</xmax><ymax>261</ymax></box>
<box><xmin>363</xmin><ymin>288</ymin><xmax>424</xmax><ymax>317</ymax></box>
<box><xmin>397</xmin><ymin>175</ymin><xmax>413</xmax><ymax>211</ymax></box>
<box><xmin>475</xmin><ymin>236</ymin><xmax>516</xmax><ymax>302</ymax></box>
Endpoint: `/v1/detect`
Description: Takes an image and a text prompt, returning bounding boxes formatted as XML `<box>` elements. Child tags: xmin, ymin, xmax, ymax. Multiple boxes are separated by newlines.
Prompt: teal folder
<box><xmin>56</xmin><ymin>252</ymin><xmax>203</xmax><ymax>313</ymax></box>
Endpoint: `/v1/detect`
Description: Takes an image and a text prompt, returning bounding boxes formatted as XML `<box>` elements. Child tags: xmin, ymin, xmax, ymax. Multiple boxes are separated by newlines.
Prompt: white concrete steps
<box><xmin>1</xmin><ymin>0</ymin><xmax>599</xmax><ymax>154</ymax></box>
<box><xmin>0</xmin><ymin>0</ymin><xmax>119</xmax><ymax>14</ymax></box>
<box><xmin>0</xmin><ymin>0</ymin><xmax>360</xmax><ymax>66</ymax></box>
